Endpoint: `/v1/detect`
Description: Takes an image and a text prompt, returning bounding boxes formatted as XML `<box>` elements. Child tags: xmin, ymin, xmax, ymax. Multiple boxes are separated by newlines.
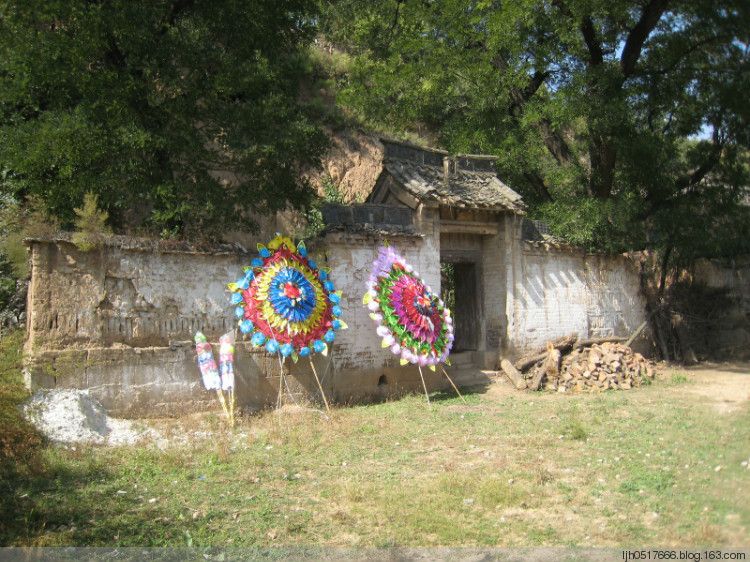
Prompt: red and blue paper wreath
<box><xmin>228</xmin><ymin>234</ymin><xmax>346</xmax><ymax>360</ymax></box>
<box><xmin>364</xmin><ymin>246</ymin><xmax>453</xmax><ymax>367</ymax></box>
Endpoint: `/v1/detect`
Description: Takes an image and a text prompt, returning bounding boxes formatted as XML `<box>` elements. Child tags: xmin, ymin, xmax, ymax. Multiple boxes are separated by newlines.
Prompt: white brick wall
<box><xmin>324</xmin><ymin>229</ymin><xmax>440</xmax><ymax>372</ymax></box>
<box><xmin>505</xmin><ymin>242</ymin><xmax>647</xmax><ymax>355</ymax></box>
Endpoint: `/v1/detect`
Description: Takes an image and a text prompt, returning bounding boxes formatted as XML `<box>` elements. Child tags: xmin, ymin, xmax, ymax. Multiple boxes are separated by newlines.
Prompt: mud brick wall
<box><xmin>26</xmin><ymin>238</ymin><xmax>250</xmax><ymax>351</ymax></box>
<box><xmin>23</xmin><ymin>212</ymin><xmax>652</xmax><ymax>416</ymax></box>
<box><xmin>23</xmin><ymin>229</ymin><xmax>451</xmax><ymax>416</ymax></box>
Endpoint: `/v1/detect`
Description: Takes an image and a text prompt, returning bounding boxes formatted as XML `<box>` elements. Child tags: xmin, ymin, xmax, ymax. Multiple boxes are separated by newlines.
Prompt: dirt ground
<box><xmin>669</xmin><ymin>362</ymin><xmax>750</xmax><ymax>414</ymax></box>
<box><xmin>484</xmin><ymin>361</ymin><xmax>750</xmax><ymax>412</ymax></box>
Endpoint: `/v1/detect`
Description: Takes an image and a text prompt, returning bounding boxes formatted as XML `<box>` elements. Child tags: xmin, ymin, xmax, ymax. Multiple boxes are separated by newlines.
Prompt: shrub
<box><xmin>71</xmin><ymin>193</ymin><xmax>112</xmax><ymax>252</ymax></box>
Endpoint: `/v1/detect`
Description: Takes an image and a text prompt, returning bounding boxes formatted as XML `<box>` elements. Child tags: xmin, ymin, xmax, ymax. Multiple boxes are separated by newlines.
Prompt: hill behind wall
<box><xmin>307</xmin><ymin>129</ymin><xmax>384</xmax><ymax>204</ymax></box>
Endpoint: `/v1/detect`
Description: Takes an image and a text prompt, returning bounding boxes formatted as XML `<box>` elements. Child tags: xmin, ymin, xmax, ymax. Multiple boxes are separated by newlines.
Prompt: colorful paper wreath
<box><xmin>228</xmin><ymin>234</ymin><xmax>346</xmax><ymax>360</ymax></box>
<box><xmin>363</xmin><ymin>246</ymin><xmax>453</xmax><ymax>367</ymax></box>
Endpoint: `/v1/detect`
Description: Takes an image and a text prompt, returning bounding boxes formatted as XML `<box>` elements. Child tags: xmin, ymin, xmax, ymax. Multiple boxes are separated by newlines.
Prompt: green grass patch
<box><xmin>562</xmin><ymin>420</ymin><xmax>588</xmax><ymax>441</ymax></box>
<box><xmin>670</xmin><ymin>373</ymin><xmax>689</xmax><ymax>384</ymax></box>
<box><xmin>1</xmin><ymin>330</ymin><xmax>748</xmax><ymax>547</ymax></box>
<box><xmin>0</xmin><ymin>330</ymin><xmax>42</xmax><ymax>471</ymax></box>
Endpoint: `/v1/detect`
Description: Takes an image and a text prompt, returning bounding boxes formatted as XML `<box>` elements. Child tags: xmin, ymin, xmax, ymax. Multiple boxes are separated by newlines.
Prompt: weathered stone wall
<box><xmin>24</xmin><ymin>208</ymin><xmax>651</xmax><ymax>416</ymax></box>
<box><xmin>504</xmin><ymin>226</ymin><xmax>649</xmax><ymax>356</ymax></box>
<box><xmin>24</xmin><ymin>222</ymin><xmax>453</xmax><ymax>416</ymax></box>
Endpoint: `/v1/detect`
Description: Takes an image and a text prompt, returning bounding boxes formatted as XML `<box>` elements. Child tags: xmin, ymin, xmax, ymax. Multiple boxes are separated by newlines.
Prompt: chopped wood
<box><xmin>501</xmin><ymin>359</ymin><xmax>527</xmax><ymax>390</ymax></box>
<box><xmin>529</xmin><ymin>366</ymin><xmax>546</xmax><ymax>391</ymax></box>
<box><xmin>543</xmin><ymin>342</ymin><xmax>561</xmax><ymax>382</ymax></box>
<box><xmin>524</xmin><ymin>341</ymin><xmax>657</xmax><ymax>393</ymax></box>
<box><xmin>572</xmin><ymin>336</ymin><xmax>628</xmax><ymax>350</ymax></box>
<box><xmin>513</xmin><ymin>333</ymin><xmax>578</xmax><ymax>372</ymax></box>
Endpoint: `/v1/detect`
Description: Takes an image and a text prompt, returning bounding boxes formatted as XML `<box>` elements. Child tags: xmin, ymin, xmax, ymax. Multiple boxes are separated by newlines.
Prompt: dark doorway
<box><xmin>441</xmin><ymin>261</ymin><xmax>480</xmax><ymax>351</ymax></box>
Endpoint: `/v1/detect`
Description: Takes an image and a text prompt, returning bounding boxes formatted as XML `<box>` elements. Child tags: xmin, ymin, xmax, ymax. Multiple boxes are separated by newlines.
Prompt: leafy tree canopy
<box><xmin>0</xmin><ymin>0</ymin><xmax>327</xmax><ymax>239</ymax></box>
<box><xmin>321</xmin><ymin>0</ymin><xmax>750</xmax><ymax>259</ymax></box>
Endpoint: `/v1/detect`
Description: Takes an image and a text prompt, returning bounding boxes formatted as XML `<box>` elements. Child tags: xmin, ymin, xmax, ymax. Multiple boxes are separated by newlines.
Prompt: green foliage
<box><xmin>71</xmin><ymin>192</ymin><xmax>111</xmax><ymax>251</ymax></box>
<box><xmin>440</xmin><ymin>263</ymin><xmax>456</xmax><ymax>312</ymax></box>
<box><xmin>301</xmin><ymin>175</ymin><xmax>344</xmax><ymax>239</ymax></box>
<box><xmin>0</xmin><ymin>255</ymin><xmax>15</xmax><ymax>313</ymax></box>
<box><xmin>0</xmin><ymin>194</ymin><xmax>60</xmax><ymax>303</ymax></box>
<box><xmin>563</xmin><ymin>420</ymin><xmax>589</xmax><ymax>441</ymax></box>
<box><xmin>0</xmin><ymin>331</ymin><xmax>42</xmax><ymax>482</ymax></box>
<box><xmin>0</xmin><ymin>0</ymin><xmax>327</xmax><ymax>240</ymax></box>
<box><xmin>321</xmin><ymin>174</ymin><xmax>345</xmax><ymax>204</ymax></box>
<box><xmin>321</xmin><ymin>0</ymin><xmax>750</xmax><ymax>257</ymax></box>
<box><xmin>0</xmin><ymin>196</ymin><xmax>59</xmax><ymax>294</ymax></box>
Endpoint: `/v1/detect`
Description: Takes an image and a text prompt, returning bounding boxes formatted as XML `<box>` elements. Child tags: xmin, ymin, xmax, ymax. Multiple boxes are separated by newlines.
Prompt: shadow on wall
<box><xmin>512</xmin><ymin>249</ymin><xmax>646</xmax><ymax>354</ymax></box>
<box><xmin>517</xmin><ymin>258</ymin><xmax>586</xmax><ymax>310</ymax></box>
<box><xmin>669</xmin><ymin>280</ymin><xmax>749</xmax><ymax>360</ymax></box>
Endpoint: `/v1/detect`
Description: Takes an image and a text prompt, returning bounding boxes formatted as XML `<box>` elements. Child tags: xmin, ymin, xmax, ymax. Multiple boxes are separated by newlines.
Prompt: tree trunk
<box><xmin>588</xmin><ymin>132</ymin><xmax>616</xmax><ymax>197</ymax></box>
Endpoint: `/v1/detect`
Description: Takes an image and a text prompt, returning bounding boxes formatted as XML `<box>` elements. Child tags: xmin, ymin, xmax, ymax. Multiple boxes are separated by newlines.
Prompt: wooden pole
<box><xmin>500</xmin><ymin>359</ymin><xmax>528</xmax><ymax>390</ymax></box>
<box><xmin>625</xmin><ymin>320</ymin><xmax>648</xmax><ymax>348</ymax></box>
<box><xmin>229</xmin><ymin>388</ymin><xmax>236</xmax><ymax>427</ymax></box>
<box><xmin>417</xmin><ymin>365</ymin><xmax>431</xmax><ymax>406</ymax></box>
<box><xmin>276</xmin><ymin>366</ymin><xmax>285</xmax><ymax>410</ymax></box>
<box><xmin>308</xmin><ymin>358</ymin><xmax>331</xmax><ymax>413</ymax></box>
<box><xmin>439</xmin><ymin>365</ymin><xmax>467</xmax><ymax>403</ymax></box>
<box><xmin>215</xmin><ymin>389</ymin><xmax>230</xmax><ymax>421</ymax></box>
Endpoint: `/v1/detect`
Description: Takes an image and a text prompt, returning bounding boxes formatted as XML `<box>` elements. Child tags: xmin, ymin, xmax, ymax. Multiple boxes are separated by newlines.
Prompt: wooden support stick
<box><xmin>229</xmin><ymin>388</ymin><xmax>236</xmax><ymax>428</ymax></box>
<box><xmin>500</xmin><ymin>359</ymin><xmax>528</xmax><ymax>390</ymax></box>
<box><xmin>417</xmin><ymin>365</ymin><xmax>431</xmax><ymax>406</ymax></box>
<box><xmin>215</xmin><ymin>389</ymin><xmax>230</xmax><ymax>421</ymax></box>
<box><xmin>440</xmin><ymin>365</ymin><xmax>467</xmax><ymax>403</ymax></box>
<box><xmin>625</xmin><ymin>320</ymin><xmax>648</xmax><ymax>348</ymax></box>
<box><xmin>308</xmin><ymin>358</ymin><xmax>331</xmax><ymax>413</ymax></box>
<box><xmin>276</xmin><ymin>369</ymin><xmax>285</xmax><ymax>410</ymax></box>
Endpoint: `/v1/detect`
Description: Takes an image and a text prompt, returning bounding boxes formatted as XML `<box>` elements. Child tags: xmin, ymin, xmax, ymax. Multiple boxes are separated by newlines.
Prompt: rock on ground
<box><xmin>23</xmin><ymin>389</ymin><xmax>155</xmax><ymax>446</ymax></box>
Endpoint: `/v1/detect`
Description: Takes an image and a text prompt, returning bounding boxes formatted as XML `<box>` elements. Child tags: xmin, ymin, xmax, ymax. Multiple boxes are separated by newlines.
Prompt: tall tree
<box><xmin>0</xmin><ymin>0</ymin><xmax>327</xmax><ymax>238</ymax></box>
<box><xmin>321</xmin><ymin>0</ymin><xmax>750</xmax><ymax>257</ymax></box>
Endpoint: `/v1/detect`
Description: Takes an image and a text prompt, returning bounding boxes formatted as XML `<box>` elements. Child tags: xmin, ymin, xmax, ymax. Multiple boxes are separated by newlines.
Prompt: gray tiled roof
<box><xmin>383</xmin><ymin>156</ymin><xmax>526</xmax><ymax>213</ymax></box>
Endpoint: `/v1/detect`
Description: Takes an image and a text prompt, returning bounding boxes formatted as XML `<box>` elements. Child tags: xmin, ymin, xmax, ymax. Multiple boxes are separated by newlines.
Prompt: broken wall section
<box><xmin>26</xmin><ymin>236</ymin><xmax>251</xmax><ymax>351</ymax></box>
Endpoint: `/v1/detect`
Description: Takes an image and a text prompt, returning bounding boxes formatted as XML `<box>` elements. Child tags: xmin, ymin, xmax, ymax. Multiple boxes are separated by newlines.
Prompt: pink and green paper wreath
<box><xmin>227</xmin><ymin>234</ymin><xmax>346</xmax><ymax>361</ymax></box>
<box><xmin>363</xmin><ymin>246</ymin><xmax>453</xmax><ymax>367</ymax></box>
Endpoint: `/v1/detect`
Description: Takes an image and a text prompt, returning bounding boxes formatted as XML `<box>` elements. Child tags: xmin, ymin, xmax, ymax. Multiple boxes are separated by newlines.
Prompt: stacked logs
<box><xmin>501</xmin><ymin>334</ymin><xmax>656</xmax><ymax>392</ymax></box>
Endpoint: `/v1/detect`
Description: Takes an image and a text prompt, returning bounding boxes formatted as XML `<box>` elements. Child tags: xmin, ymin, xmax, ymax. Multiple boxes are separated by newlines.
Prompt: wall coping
<box><xmin>25</xmin><ymin>232</ymin><xmax>285</xmax><ymax>257</ymax></box>
<box><xmin>521</xmin><ymin>240</ymin><xmax>633</xmax><ymax>259</ymax></box>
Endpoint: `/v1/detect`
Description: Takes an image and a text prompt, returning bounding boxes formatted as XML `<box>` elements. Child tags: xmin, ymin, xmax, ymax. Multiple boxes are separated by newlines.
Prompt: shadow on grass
<box><xmin>0</xmin><ymin>447</ymin><xmax>193</xmax><ymax>546</ymax></box>
<box><xmin>0</xmin><ymin>393</ymin><xmax>144</xmax><ymax>546</ymax></box>
<box><xmin>428</xmin><ymin>381</ymin><xmax>493</xmax><ymax>403</ymax></box>
<box><xmin>0</xmin><ymin>330</ymin><xmax>186</xmax><ymax>546</ymax></box>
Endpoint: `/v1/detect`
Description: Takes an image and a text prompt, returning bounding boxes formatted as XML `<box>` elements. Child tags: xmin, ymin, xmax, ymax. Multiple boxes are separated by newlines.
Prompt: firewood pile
<box><xmin>500</xmin><ymin>333</ymin><xmax>656</xmax><ymax>392</ymax></box>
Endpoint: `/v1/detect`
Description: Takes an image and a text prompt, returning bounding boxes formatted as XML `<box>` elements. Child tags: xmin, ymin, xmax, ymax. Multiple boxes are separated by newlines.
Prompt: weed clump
<box><xmin>72</xmin><ymin>193</ymin><xmax>111</xmax><ymax>252</ymax></box>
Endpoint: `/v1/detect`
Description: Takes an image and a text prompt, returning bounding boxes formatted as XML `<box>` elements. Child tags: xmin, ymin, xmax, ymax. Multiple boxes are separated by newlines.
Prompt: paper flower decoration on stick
<box><xmin>228</xmin><ymin>234</ymin><xmax>346</xmax><ymax>411</ymax></box>
<box><xmin>364</xmin><ymin>246</ymin><xmax>464</xmax><ymax>405</ymax></box>
<box><xmin>195</xmin><ymin>331</ymin><xmax>234</xmax><ymax>425</ymax></box>
<box><xmin>365</xmin><ymin>246</ymin><xmax>453</xmax><ymax>366</ymax></box>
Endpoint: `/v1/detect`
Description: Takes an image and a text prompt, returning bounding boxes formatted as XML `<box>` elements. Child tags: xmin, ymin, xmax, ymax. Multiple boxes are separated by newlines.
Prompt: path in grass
<box><xmin>1</xmin><ymin>333</ymin><xmax>748</xmax><ymax>546</ymax></box>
